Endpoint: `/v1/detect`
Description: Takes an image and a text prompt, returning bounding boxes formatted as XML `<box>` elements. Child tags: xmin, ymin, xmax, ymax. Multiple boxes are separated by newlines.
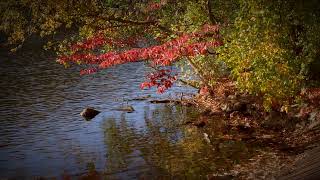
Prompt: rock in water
<box><xmin>80</xmin><ymin>108</ymin><xmax>100</xmax><ymax>120</ymax></box>
<box><xmin>113</xmin><ymin>105</ymin><xmax>135</xmax><ymax>113</ymax></box>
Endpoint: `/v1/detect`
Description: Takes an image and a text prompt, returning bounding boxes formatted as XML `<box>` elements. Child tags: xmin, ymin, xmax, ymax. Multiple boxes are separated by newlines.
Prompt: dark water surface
<box><xmin>0</xmin><ymin>48</ymin><xmax>257</xmax><ymax>179</ymax></box>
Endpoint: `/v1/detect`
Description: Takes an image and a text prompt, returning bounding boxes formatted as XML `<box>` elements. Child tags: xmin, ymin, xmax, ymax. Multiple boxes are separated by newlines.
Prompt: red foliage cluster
<box><xmin>146</xmin><ymin>0</ymin><xmax>167</xmax><ymax>12</ymax></box>
<box><xmin>140</xmin><ymin>69</ymin><xmax>177</xmax><ymax>93</ymax></box>
<box><xmin>80</xmin><ymin>68</ymin><xmax>98</xmax><ymax>76</ymax></box>
<box><xmin>58</xmin><ymin>24</ymin><xmax>221</xmax><ymax>92</ymax></box>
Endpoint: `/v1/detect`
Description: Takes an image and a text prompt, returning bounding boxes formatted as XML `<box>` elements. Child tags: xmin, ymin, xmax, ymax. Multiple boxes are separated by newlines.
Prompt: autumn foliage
<box><xmin>57</xmin><ymin>24</ymin><xmax>221</xmax><ymax>93</ymax></box>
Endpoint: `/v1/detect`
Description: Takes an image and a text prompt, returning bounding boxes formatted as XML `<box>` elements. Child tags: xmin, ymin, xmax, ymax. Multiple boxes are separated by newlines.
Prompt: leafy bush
<box><xmin>213</xmin><ymin>0</ymin><xmax>320</xmax><ymax>109</ymax></box>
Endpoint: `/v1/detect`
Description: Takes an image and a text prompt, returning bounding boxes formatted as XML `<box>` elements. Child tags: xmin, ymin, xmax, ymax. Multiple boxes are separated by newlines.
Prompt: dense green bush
<box><xmin>210</xmin><ymin>0</ymin><xmax>320</xmax><ymax>109</ymax></box>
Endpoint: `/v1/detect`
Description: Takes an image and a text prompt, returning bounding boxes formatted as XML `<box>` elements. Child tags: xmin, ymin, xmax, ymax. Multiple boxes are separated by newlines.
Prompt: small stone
<box><xmin>227</xmin><ymin>95</ymin><xmax>237</xmax><ymax>100</ymax></box>
<box><xmin>203</xmin><ymin>133</ymin><xmax>211</xmax><ymax>143</ymax></box>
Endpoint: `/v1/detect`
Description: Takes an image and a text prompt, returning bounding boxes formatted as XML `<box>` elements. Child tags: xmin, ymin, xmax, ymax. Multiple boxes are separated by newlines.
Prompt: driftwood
<box><xmin>149</xmin><ymin>99</ymin><xmax>173</xmax><ymax>104</ymax></box>
<box><xmin>149</xmin><ymin>99</ymin><xmax>194</xmax><ymax>106</ymax></box>
<box><xmin>178</xmin><ymin>79</ymin><xmax>200</xmax><ymax>89</ymax></box>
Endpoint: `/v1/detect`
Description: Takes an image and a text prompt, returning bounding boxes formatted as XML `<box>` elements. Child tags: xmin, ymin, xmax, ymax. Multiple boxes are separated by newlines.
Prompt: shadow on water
<box><xmin>0</xmin><ymin>43</ymin><xmax>264</xmax><ymax>179</ymax></box>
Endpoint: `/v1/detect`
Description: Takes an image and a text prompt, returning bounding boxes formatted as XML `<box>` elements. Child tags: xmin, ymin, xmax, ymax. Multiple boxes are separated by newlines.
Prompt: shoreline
<box><xmin>180</xmin><ymin>84</ymin><xmax>320</xmax><ymax>179</ymax></box>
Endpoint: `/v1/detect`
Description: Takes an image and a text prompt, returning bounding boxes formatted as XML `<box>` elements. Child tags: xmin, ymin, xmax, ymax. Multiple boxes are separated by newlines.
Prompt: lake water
<box><xmin>0</xmin><ymin>46</ymin><xmax>259</xmax><ymax>179</ymax></box>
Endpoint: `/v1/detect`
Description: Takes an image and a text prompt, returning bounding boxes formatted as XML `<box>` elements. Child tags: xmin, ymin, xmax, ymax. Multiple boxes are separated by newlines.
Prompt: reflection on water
<box><xmin>100</xmin><ymin>105</ymin><xmax>254</xmax><ymax>179</ymax></box>
<box><xmin>0</xmin><ymin>47</ymin><xmax>259</xmax><ymax>179</ymax></box>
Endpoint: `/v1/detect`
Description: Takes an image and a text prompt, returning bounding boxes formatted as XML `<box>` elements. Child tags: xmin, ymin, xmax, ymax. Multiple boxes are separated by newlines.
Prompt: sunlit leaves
<box><xmin>216</xmin><ymin>0</ymin><xmax>320</xmax><ymax>109</ymax></box>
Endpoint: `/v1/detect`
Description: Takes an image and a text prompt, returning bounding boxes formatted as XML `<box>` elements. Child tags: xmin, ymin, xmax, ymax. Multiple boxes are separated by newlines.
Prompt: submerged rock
<box><xmin>113</xmin><ymin>105</ymin><xmax>135</xmax><ymax>113</ymax></box>
<box><xmin>80</xmin><ymin>107</ymin><xmax>100</xmax><ymax>120</ymax></box>
<box><xmin>130</xmin><ymin>95</ymin><xmax>151</xmax><ymax>101</ymax></box>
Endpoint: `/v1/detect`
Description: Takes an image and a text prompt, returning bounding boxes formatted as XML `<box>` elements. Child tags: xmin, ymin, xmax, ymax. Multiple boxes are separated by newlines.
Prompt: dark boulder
<box><xmin>80</xmin><ymin>108</ymin><xmax>100</xmax><ymax>120</ymax></box>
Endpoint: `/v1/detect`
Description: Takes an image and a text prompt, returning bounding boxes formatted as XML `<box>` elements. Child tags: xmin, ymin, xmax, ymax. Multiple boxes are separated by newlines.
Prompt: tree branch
<box><xmin>186</xmin><ymin>57</ymin><xmax>212</xmax><ymax>88</ymax></box>
<box><xmin>207</xmin><ymin>0</ymin><xmax>218</xmax><ymax>24</ymax></box>
<box><xmin>178</xmin><ymin>79</ymin><xmax>200</xmax><ymax>89</ymax></box>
